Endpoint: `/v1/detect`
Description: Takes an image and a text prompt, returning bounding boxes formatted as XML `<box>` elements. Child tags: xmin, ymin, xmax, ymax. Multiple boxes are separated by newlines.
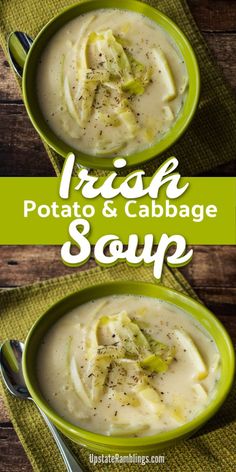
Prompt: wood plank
<box><xmin>189</xmin><ymin>0</ymin><xmax>236</xmax><ymax>32</ymax></box>
<box><xmin>180</xmin><ymin>246</ymin><xmax>236</xmax><ymax>288</ymax></box>
<box><xmin>0</xmin><ymin>245</ymin><xmax>235</xmax><ymax>288</ymax></box>
<box><xmin>196</xmin><ymin>289</ymin><xmax>236</xmax><ymax>343</ymax></box>
<box><xmin>0</xmin><ymin>245</ymin><xmax>235</xmax><ymax>342</ymax></box>
<box><xmin>201</xmin><ymin>159</ymin><xmax>236</xmax><ymax>177</ymax></box>
<box><xmin>0</xmin><ymin>246</ymin><xmax>96</xmax><ymax>286</ymax></box>
<box><xmin>195</xmin><ymin>287</ymin><xmax>236</xmax><ymax>308</ymax></box>
<box><xmin>0</xmin><ymin>398</ymin><xmax>8</xmax><ymax>423</ymax></box>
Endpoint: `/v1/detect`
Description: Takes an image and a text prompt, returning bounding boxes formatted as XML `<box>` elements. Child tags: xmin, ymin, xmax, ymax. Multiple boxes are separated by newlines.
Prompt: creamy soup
<box><xmin>37</xmin><ymin>295</ymin><xmax>220</xmax><ymax>437</ymax></box>
<box><xmin>37</xmin><ymin>9</ymin><xmax>188</xmax><ymax>157</ymax></box>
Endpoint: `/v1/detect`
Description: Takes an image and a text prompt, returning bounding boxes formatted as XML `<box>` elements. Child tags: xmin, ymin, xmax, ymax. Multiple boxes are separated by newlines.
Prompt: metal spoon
<box><xmin>0</xmin><ymin>340</ymin><xmax>84</xmax><ymax>472</ymax></box>
<box><xmin>8</xmin><ymin>32</ymin><xmax>33</xmax><ymax>78</ymax></box>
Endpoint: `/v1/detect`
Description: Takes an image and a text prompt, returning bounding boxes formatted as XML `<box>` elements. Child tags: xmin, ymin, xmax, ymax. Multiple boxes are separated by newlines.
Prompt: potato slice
<box><xmin>70</xmin><ymin>356</ymin><xmax>93</xmax><ymax>407</ymax></box>
<box><xmin>192</xmin><ymin>383</ymin><xmax>208</xmax><ymax>401</ymax></box>
<box><xmin>175</xmin><ymin>329</ymin><xmax>208</xmax><ymax>380</ymax></box>
<box><xmin>134</xmin><ymin>383</ymin><xmax>165</xmax><ymax>416</ymax></box>
<box><xmin>109</xmin><ymin>423</ymin><xmax>149</xmax><ymax>436</ymax></box>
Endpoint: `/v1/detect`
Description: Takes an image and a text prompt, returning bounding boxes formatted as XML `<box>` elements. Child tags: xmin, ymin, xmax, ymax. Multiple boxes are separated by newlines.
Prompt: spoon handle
<box><xmin>36</xmin><ymin>405</ymin><xmax>84</xmax><ymax>472</ymax></box>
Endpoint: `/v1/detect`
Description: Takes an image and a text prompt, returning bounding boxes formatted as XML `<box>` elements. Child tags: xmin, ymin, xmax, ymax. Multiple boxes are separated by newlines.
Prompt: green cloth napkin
<box><xmin>0</xmin><ymin>0</ymin><xmax>236</xmax><ymax>176</ymax></box>
<box><xmin>0</xmin><ymin>263</ymin><xmax>235</xmax><ymax>471</ymax></box>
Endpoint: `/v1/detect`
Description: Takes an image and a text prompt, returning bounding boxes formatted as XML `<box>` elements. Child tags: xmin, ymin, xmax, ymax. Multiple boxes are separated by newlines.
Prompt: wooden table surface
<box><xmin>0</xmin><ymin>1</ymin><xmax>236</xmax><ymax>470</ymax></box>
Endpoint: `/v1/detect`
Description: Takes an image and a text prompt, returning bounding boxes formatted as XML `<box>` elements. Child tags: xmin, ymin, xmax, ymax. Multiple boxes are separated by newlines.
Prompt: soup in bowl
<box><xmin>37</xmin><ymin>9</ymin><xmax>189</xmax><ymax>159</ymax></box>
<box><xmin>22</xmin><ymin>283</ymin><xmax>234</xmax><ymax>454</ymax></box>
<box><xmin>22</xmin><ymin>0</ymin><xmax>200</xmax><ymax>169</ymax></box>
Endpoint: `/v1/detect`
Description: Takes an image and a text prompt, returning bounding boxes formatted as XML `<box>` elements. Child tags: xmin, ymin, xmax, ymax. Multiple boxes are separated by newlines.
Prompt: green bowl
<box><xmin>22</xmin><ymin>0</ymin><xmax>200</xmax><ymax>170</ymax></box>
<box><xmin>22</xmin><ymin>282</ymin><xmax>234</xmax><ymax>455</ymax></box>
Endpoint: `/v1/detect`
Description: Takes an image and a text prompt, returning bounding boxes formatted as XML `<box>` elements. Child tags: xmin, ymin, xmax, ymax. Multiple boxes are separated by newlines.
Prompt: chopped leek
<box><xmin>116</xmin><ymin>358</ymin><xmax>142</xmax><ymax>370</ymax></box>
<box><xmin>66</xmin><ymin>397</ymin><xmax>90</xmax><ymax>419</ymax></box>
<box><xmin>118</xmin><ymin>23</ymin><xmax>131</xmax><ymax>35</ymax></box>
<box><xmin>118</xmin><ymin>107</ymin><xmax>139</xmax><ymax>138</ymax></box>
<box><xmin>87</xmin><ymin>317</ymin><xmax>101</xmax><ymax>350</ymax></box>
<box><xmin>103</xmin><ymin>311</ymin><xmax>174</xmax><ymax>374</ymax></box>
<box><xmin>140</xmin><ymin>353</ymin><xmax>169</xmax><ymax>373</ymax></box>
<box><xmin>114</xmin><ymin>391</ymin><xmax>140</xmax><ymax>407</ymax></box>
<box><xmin>66</xmin><ymin>335</ymin><xmax>73</xmax><ymax>371</ymax></box>
<box><xmin>65</xmin><ymin>25</ymin><xmax>153</xmax><ymax>132</ymax></box>
<box><xmin>103</xmin><ymin>29</ymin><xmax>132</xmax><ymax>80</ymax></box>
<box><xmin>169</xmin><ymin>405</ymin><xmax>185</xmax><ymax>423</ymax></box>
<box><xmin>121</xmin><ymin>78</ymin><xmax>145</xmax><ymax>95</ymax></box>
<box><xmin>86</xmin><ymin>315</ymin><xmax>110</xmax><ymax>356</ymax></box>
<box><xmin>106</xmin><ymin>311</ymin><xmax>150</xmax><ymax>358</ymax></box>
<box><xmin>88</xmin><ymin>346</ymin><xmax>124</xmax><ymax>402</ymax></box>
<box><xmin>89</xmin><ymin>300</ymin><xmax>109</xmax><ymax>322</ymax></box>
<box><xmin>94</xmin><ymin>30</ymin><xmax>123</xmax><ymax>76</ymax></box>
<box><xmin>95</xmin><ymin>345</ymin><xmax>125</xmax><ymax>359</ymax></box>
<box><xmin>85</xmin><ymin>69</ymin><xmax>110</xmax><ymax>82</ymax></box>
<box><xmin>144</xmin><ymin>333</ymin><xmax>175</xmax><ymax>363</ymax></box>
<box><xmin>126</xmin><ymin>52</ymin><xmax>145</xmax><ymax>75</ymax></box>
<box><xmin>86</xmin><ymin>314</ymin><xmax>123</xmax><ymax>355</ymax></box>
<box><xmin>126</xmin><ymin>51</ymin><xmax>152</xmax><ymax>88</ymax></box>
<box><xmin>60</xmin><ymin>54</ymin><xmax>65</xmax><ymax>99</ymax></box>
<box><xmin>74</xmin><ymin>15</ymin><xmax>96</xmax><ymax>71</ymax></box>
<box><xmin>95</xmin><ymin>111</ymin><xmax>120</xmax><ymax>127</ymax></box>
<box><xmin>211</xmin><ymin>352</ymin><xmax>220</xmax><ymax>374</ymax></box>
<box><xmin>92</xmin><ymin>29</ymin><xmax>145</xmax><ymax>95</ymax></box>
<box><xmin>63</xmin><ymin>76</ymin><xmax>81</xmax><ymax>125</ymax></box>
<box><xmin>89</xmin><ymin>356</ymin><xmax>110</xmax><ymax>402</ymax></box>
<box><xmin>142</xmin><ymin>127</ymin><xmax>156</xmax><ymax>143</ymax></box>
<box><xmin>60</xmin><ymin>118</ymin><xmax>82</xmax><ymax>139</ymax></box>
<box><xmin>103</xmin><ymin>80</ymin><xmax>121</xmax><ymax>91</ymax></box>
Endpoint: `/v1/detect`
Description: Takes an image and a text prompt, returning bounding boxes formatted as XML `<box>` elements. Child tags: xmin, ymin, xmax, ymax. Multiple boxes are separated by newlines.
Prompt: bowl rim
<box><xmin>22</xmin><ymin>0</ymin><xmax>200</xmax><ymax>170</ymax></box>
<box><xmin>22</xmin><ymin>281</ymin><xmax>235</xmax><ymax>448</ymax></box>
